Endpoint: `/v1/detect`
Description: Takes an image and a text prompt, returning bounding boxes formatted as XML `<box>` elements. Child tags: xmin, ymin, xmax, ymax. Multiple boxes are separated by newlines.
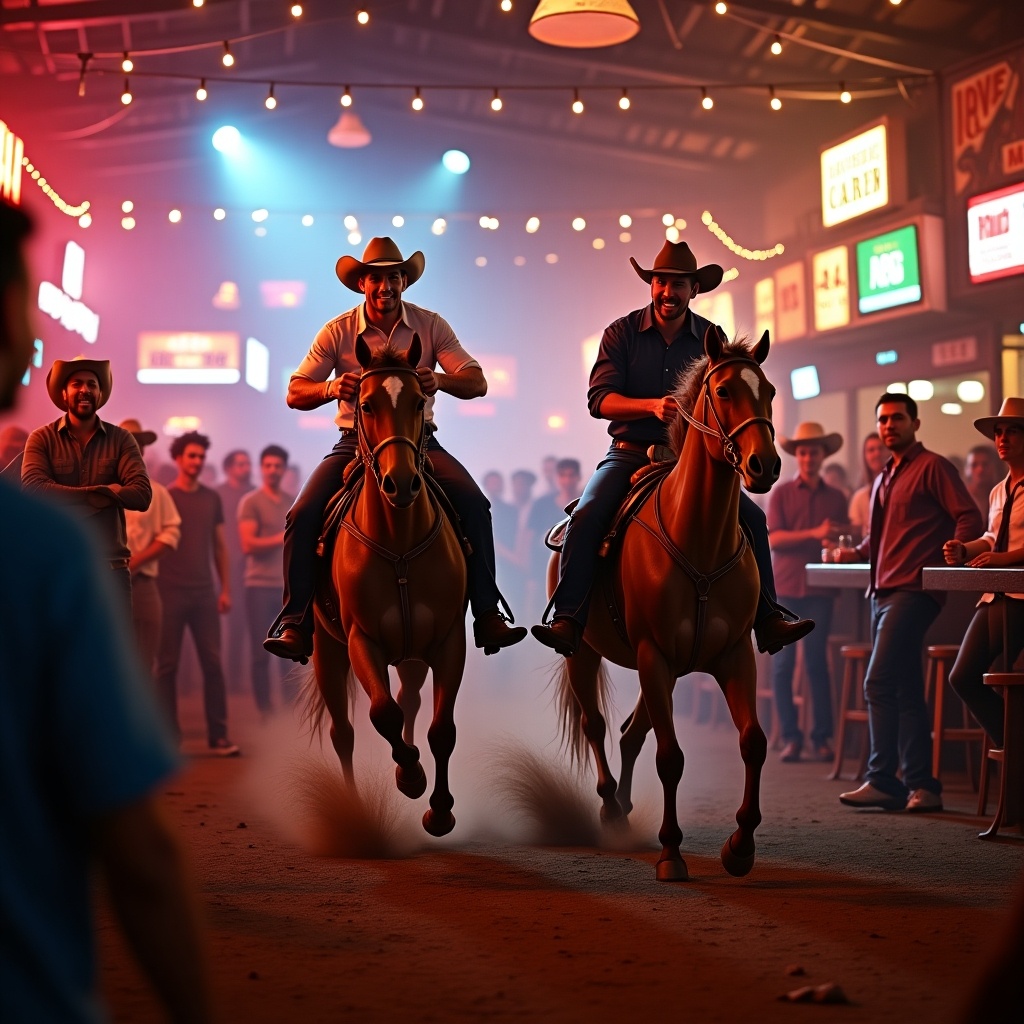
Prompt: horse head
<box><xmin>354</xmin><ymin>333</ymin><xmax>427</xmax><ymax>508</ymax></box>
<box><xmin>694</xmin><ymin>325</ymin><xmax>780</xmax><ymax>494</ymax></box>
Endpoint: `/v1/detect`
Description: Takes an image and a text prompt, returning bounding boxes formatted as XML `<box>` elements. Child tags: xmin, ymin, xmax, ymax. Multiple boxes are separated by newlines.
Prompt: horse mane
<box><xmin>363</xmin><ymin>341</ymin><xmax>416</xmax><ymax>372</ymax></box>
<box><xmin>666</xmin><ymin>333</ymin><xmax>756</xmax><ymax>456</ymax></box>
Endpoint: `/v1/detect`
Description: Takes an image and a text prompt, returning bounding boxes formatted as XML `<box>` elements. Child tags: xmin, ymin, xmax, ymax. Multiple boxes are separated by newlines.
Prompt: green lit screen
<box><xmin>856</xmin><ymin>224</ymin><xmax>922</xmax><ymax>314</ymax></box>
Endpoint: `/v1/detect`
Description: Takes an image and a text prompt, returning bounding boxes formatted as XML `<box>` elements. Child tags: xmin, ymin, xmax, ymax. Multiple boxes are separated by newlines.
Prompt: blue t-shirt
<box><xmin>0</xmin><ymin>479</ymin><xmax>178</xmax><ymax>1024</ymax></box>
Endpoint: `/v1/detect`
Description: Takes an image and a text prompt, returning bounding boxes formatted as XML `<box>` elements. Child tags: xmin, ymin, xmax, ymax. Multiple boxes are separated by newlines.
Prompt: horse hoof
<box><xmin>422</xmin><ymin>809</ymin><xmax>456</xmax><ymax>837</ymax></box>
<box><xmin>617</xmin><ymin>796</ymin><xmax>634</xmax><ymax>817</ymax></box>
<box><xmin>656</xmin><ymin>857</ymin><xmax>689</xmax><ymax>882</ymax></box>
<box><xmin>395</xmin><ymin>762</ymin><xmax>427</xmax><ymax>799</ymax></box>
<box><xmin>720</xmin><ymin>835</ymin><xmax>755</xmax><ymax>877</ymax></box>
<box><xmin>600</xmin><ymin>801</ymin><xmax>624</xmax><ymax>824</ymax></box>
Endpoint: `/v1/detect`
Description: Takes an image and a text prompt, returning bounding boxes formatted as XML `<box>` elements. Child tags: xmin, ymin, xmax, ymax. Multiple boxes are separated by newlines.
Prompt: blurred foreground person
<box><xmin>943</xmin><ymin>398</ymin><xmax>1024</xmax><ymax>746</ymax></box>
<box><xmin>831</xmin><ymin>392</ymin><xmax>982</xmax><ymax>812</ymax></box>
<box><xmin>0</xmin><ymin>421</ymin><xmax>27</xmax><ymax>480</ymax></box>
<box><xmin>22</xmin><ymin>356</ymin><xmax>151</xmax><ymax>614</ymax></box>
<box><xmin>0</xmin><ymin>200</ymin><xmax>210</xmax><ymax>1022</ymax></box>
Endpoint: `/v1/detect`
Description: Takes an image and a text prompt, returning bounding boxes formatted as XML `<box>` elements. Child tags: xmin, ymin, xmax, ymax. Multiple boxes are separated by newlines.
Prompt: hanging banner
<box><xmin>811</xmin><ymin>245</ymin><xmax>851</xmax><ymax>331</ymax></box>
<box><xmin>774</xmin><ymin>262</ymin><xmax>807</xmax><ymax>342</ymax></box>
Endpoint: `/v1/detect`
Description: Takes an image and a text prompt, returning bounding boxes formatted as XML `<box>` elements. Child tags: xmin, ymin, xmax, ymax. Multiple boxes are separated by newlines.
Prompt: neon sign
<box><xmin>37</xmin><ymin>241</ymin><xmax>100</xmax><ymax>343</ymax></box>
<box><xmin>1</xmin><ymin>121</ymin><xmax>24</xmax><ymax>205</ymax></box>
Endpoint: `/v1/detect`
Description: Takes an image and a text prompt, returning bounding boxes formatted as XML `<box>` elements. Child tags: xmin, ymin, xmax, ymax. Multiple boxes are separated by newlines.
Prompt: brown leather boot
<box><xmin>754</xmin><ymin>610</ymin><xmax>814</xmax><ymax>655</ymax></box>
<box><xmin>530</xmin><ymin>617</ymin><xmax>583</xmax><ymax>657</ymax></box>
<box><xmin>263</xmin><ymin>625</ymin><xmax>313</xmax><ymax>664</ymax></box>
<box><xmin>473</xmin><ymin>610</ymin><xmax>527</xmax><ymax>655</ymax></box>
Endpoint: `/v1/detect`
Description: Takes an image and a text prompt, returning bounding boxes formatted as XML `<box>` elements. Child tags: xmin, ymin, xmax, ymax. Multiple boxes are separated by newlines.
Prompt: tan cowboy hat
<box><xmin>336</xmin><ymin>236</ymin><xmax>425</xmax><ymax>293</ymax></box>
<box><xmin>630</xmin><ymin>240</ymin><xmax>723</xmax><ymax>293</ymax></box>
<box><xmin>46</xmin><ymin>357</ymin><xmax>112</xmax><ymax>411</ymax></box>
<box><xmin>974</xmin><ymin>396</ymin><xmax>1024</xmax><ymax>439</ymax></box>
<box><xmin>779</xmin><ymin>421</ymin><xmax>844</xmax><ymax>457</ymax></box>
<box><xmin>119</xmin><ymin>418</ymin><xmax>158</xmax><ymax>449</ymax></box>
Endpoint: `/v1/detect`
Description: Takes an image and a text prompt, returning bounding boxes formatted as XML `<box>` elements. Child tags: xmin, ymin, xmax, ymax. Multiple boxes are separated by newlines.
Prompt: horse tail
<box><xmin>552</xmin><ymin>655</ymin><xmax>613</xmax><ymax>770</ymax></box>
<box><xmin>299</xmin><ymin>664</ymin><xmax>356</xmax><ymax>741</ymax></box>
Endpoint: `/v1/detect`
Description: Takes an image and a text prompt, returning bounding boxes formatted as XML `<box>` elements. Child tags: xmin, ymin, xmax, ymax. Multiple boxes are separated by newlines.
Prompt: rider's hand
<box><xmin>652</xmin><ymin>397</ymin><xmax>678</xmax><ymax>423</ymax></box>
<box><xmin>331</xmin><ymin>372</ymin><xmax>360</xmax><ymax>402</ymax></box>
<box><xmin>416</xmin><ymin>367</ymin><xmax>439</xmax><ymax>396</ymax></box>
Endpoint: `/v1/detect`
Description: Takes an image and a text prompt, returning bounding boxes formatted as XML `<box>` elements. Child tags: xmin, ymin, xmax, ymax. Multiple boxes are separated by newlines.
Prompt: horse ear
<box><xmin>356</xmin><ymin>334</ymin><xmax>372</xmax><ymax>368</ymax></box>
<box><xmin>753</xmin><ymin>329</ymin><xmax>770</xmax><ymax>365</ymax></box>
<box><xmin>407</xmin><ymin>333</ymin><xmax>422</xmax><ymax>368</ymax></box>
<box><xmin>703</xmin><ymin>323</ymin><xmax>725</xmax><ymax>362</ymax></box>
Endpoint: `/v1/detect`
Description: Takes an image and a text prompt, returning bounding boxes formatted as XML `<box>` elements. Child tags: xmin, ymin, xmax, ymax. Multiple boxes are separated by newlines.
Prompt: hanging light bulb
<box><xmin>701</xmin><ymin>87</ymin><xmax>713</xmax><ymax>110</ymax></box>
<box><xmin>501</xmin><ymin>0</ymin><xmax>513</xmax><ymax>10</ymax></box>
<box><xmin>839</xmin><ymin>82</ymin><xmax>852</xmax><ymax>103</ymax></box>
<box><xmin>714</xmin><ymin>2</ymin><xmax>727</xmax><ymax>13</ymax></box>
<box><xmin>121</xmin><ymin>52</ymin><xmax>133</xmax><ymax>73</ymax></box>
<box><xmin>291</xmin><ymin>3</ymin><xmax>303</xmax><ymax>17</ymax></box>
<box><xmin>491</xmin><ymin>89</ymin><xmax>503</xmax><ymax>111</ymax></box>
<box><xmin>571</xmin><ymin>88</ymin><xmax>584</xmax><ymax>114</ymax></box>
<box><xmin>618</xmin><ymin>88</ymin><xmax>630</xmax><ymax>110</ymax></box>
<box><xmin>221</xmin><ymin>41</ymin><xmax>234</xmax><ymax>67</ymax></box>
<box><xmin>196</xmin><ymin>78</ymin><xmax>208</xmax><ymax>101</ymax></box>
<box><xmin>411</xmin><ymin>87</ymin><xmax>424</xmax><ymax>111</ymax></box>
<box><xmin>770</xmin><ymin>34</ymin><xmax>782</xmax><ymax>56</ymax></box>
<box><xmin>120</xmin><ymin>78</ymin><xmax>133</xmax><ymax>105</ymax></box>
<box><xmin>340</xmin><ymin>85</ymin><xmax>353</xmax><ymax>107</ymax></box>
<box><xmin>265</xmin><ymin>83</ymin><xmax>277</xmax><ymax>110</ymax></box>
<box><xmin>769</xmin><ymin>85</ymin><xmax>781</xmax><ymax>110</ymax></box>
<box><xmin>192</xmin><ymin>0</ymin><xmax>205</xmax><ymax>7</ymax></box>
<box><xmin>356</xmin><ymin>9</ymin><xmax>369</xmax><ymax>24</ymax></box>
<box><xmin>327</xmin><ymin>111</ymin><xmax>371</xmax><ymax>148</ymax></box>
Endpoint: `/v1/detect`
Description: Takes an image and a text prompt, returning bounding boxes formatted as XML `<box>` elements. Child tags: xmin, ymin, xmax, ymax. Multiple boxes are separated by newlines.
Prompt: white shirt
<box><xmin>291</xmin><ymin>300</ymin><xmax>480</xmax><ymax>430</ymax></box>
<box><xmin>979</xmin><ymin>473</ymin><xmax>1024</xmax><ymax>603</ymax></box>
<box><xmin>124</xmin><ymin>481</ymin><xmax>181</xmax><ymax>578</ymax></box>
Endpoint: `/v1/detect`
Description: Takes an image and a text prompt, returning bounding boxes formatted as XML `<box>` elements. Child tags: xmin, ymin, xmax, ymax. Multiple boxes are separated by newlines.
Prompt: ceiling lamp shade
<box><xmin>528</xmin><ymin>0</ymin><xmax>640</xmax><ymax>48</ymax></box>
<box><xmin>327</xmin><ymin>111</ymin><xmax>371</xmax><ymax>148</ymax></box>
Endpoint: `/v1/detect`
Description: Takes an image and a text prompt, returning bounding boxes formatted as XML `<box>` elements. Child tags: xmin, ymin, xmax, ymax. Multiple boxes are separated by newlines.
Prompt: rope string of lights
<box><xmin>19</xmin><ymin>154</ymin><xmax>90</xmax><ymax>219</ymax></box>
<box><xmin>700</xmin><ymin>211</ymin><xmax>784</xmax><ymax>261</ymax></box>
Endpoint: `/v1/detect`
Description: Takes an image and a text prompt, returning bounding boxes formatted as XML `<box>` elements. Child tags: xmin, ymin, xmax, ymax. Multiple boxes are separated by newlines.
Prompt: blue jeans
<box><xmin>771</xmin><ymin>594</ymin><xmax>835</xmax><ymax>747</ymax></box>
<box><xmin>550</xmin><ymin>443</ymin><xmax>777</xmax><ymax>626</ymax></box>
<box><xmin>864</xmin><ymin>590</ymin><xmax>942</xmax><ymax>799</ymax></box>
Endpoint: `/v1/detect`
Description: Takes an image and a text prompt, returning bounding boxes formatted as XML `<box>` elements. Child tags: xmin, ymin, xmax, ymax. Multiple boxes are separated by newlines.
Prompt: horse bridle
<box><xmin>355</xmin><ymin>366</ymin><xmax>429</xmax><ymax>489</ymax></box>
<box><xmin>675</xmin><ymin>355</ymin><xmax>775</xmax><ymax>470</ymax></box>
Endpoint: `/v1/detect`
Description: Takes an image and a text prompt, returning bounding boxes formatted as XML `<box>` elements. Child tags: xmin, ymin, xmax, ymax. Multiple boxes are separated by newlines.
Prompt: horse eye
<box><xmin>715</xmin><ymin>386</ymin><xmax>729</xmax><ymax>399</ymax></box>
<box><xmin>359</xmin><ymin>402</ymin><xmax>372</xmax><ymax>415</ymax></box>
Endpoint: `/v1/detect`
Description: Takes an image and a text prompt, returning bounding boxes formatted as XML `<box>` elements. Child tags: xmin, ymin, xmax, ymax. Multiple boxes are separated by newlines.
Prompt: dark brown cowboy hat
<box><xmin>974</xmin><ymin>397</ymin><xmax>1024</xmax><ymax>439</ymax></box>
<box><xmin>336</xmin><ymin>236</ymin><xmax>425</xmax><ymax>293</ymax></box>
<box><xmin>46</xmin><ymin>357</ymin><xmax>112</xmax><ymax>411</ymax></box>
<box><xmin>630</xmin><ymin>240</ymin><xmax>723</xmax><ymax>293</ymax></box>
<box><xmin>118</xmin><ymin>417</ymin><xmax>158</xmax><ymax>449</ymax></box>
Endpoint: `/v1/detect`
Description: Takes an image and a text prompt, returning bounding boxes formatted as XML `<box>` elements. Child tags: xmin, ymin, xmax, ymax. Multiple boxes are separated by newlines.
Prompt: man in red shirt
<box><xmin>833</xmin><ymin>392</ymin><xmax>982</xmax><ymax>812</ymax></box>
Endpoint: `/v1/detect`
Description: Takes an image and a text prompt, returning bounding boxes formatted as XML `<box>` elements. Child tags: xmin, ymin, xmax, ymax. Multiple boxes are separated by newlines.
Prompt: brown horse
<box><xmin>551</xmin><ymin>326</ymin><xmax>779</xmax><ymax>880</ymax></box>
<box><xmin>307</xmin><ymin>336</ymin><xmax>468</xmax><ymax>837</ymax></box>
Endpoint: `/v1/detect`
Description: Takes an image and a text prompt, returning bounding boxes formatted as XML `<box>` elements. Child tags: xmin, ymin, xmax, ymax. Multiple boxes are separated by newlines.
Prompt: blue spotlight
<box><xmin>442</xmin><ymin>149</ymin><xmax>470</xmax><ymax>174</ymax></box>
<box><xmin>212</xmin><ymin>125</ymin><xmax>242</xmax><ymax>154</ymax></box>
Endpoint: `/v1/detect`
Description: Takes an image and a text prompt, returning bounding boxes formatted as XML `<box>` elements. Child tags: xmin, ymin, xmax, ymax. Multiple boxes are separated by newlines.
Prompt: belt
<box><xmin>611</xmin><ymin>439</ymin><xmax>650</xmax><ymax>454</ymax></box>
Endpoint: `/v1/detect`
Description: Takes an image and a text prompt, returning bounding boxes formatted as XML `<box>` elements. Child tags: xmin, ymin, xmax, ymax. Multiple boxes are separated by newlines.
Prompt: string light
<box><xmin>571</xmin><ymin>89</ymin><xmax>584</xmax><ymax>114</ymax></box>
<box><xmin>120</xmin><ymin>78</ymin><xmax>133</xmax><ymax>104</ymax></box>
<box><xmin>840</xmin><ymin>82</ymin><xmax>852</xmax><ymax>103</ymax></box>
<box><xmin>290</xmin><ymin>4</ymin><xmax>303</xmax><ymax>17</ymax></box>
<box><xmin>265</xmin><ymin>83</ymin><xmax>277</xmax><ymax>109</ymax></box>
<box><xmin>221</xmin><ymin>41</ymin><xmax>234</xmax><ymax>68</ymax></box>
<box><xmin>618</xmin><ymin>88</ymin><xmax>631</xmax><ymax>110</ymax></box>
<box><xmin>392</xmin><ymin>215</ymin><xmax>404</xmax><ymax>227</ymax></box>
<box><xmin>714</xmin><ymin>2</ymin><xmax>727</xmax><ymax>13</ymax></box>
<box><xmin>192</xmin><ymin>0</ymin><xmax>204</xmax><ymax>7</ymax></box>
<box><xmin>168</xmin><ymin>209</ymin><xmax>182</xmax><ymax>223</ymax></box>
<box><xmin>501</xmin><ymin>0</ymin><xmax>513</xmax><ymax>10</ymax></box>
<box><xmin>525</xmin><ymin>216</ymin><xmax>540</xmax><ymax>233</ymax></box>
<box><xmin>196</xmin><ymin>78</ymin><xmax>208</xmax><ymax>101</ymax></box>
<box><xmin>213</xmin><ymin>208</ymin><xmax>226</xmax><ymax>220</ymax></box>
<box><xmin>121</xmin><ymin>200</ymin><xmax>134</xmax><ymax>213</ymax></box>
<box><xmin>341</xmin><ymin>85</ymin><xmax>352</xmax><ymax>107</ymax></box>
<box><xmin>411</xmin><ymin>87</ymin><xmax>424</xmax><ymax>111</ymax></box>
<box><xmin>700</xmin><ymin>209</ymin><xmax>785</xmax><ymax>260</ymax></box>
<box><xmin>19</xmin><ymin>153</ymin><xmax>90</xmax><ymax>217</ymax></box>
<box><xmin>121</xmin><ymin>216</ymin><xmax>136</xmax><ymax>230</ymax></box>
<box><xmin>770</xmin><ymin>34</ymin><xmax>782</xmax><ymax>56</ymax></box>
<box><xmin>78</xmin><ymin>212</ymin><xmax>92</xmax><ymax>229</ymax></box>
<box><xmin>121</xmin><ymin>52</ymin><xmax>133</xmax><ymax>73</ymax></box>
<box><xmin>572</xmin><ymin>217</ymin><xmax>586</xmax><ymax>231</ymax></box>
<box><xmin>356</xmin><ymin>9</ymin><xmax>369</xmax><ymax>25</ymax></box>
<box><xmin>491</xmin><ymin>89</ymin><xmax>503</xmax><ymax>112</ymax></box>
<box><xmin>769</xmin><ymin>85</ymin><xmax>781</xmax><ymax>110</ymax></box>
<box><xmin>618</xmin><ymin>214</ymin><xmax>631</xmax><ymax>228</ymax></box>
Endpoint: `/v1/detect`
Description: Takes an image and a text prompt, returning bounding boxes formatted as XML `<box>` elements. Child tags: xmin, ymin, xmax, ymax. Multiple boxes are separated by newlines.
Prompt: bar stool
<box><xmin>926</xmin><ymin>644</ymin><xmax>984</xmax><ymax>787</ymax></box>
<box><xmin>979</xmin><ymin>672</ymin><xmax>1024</xmax><ymax>839</ymax></box>
<box><xmin>829</xmin><ymin>642</ymin><xmax>873</xmax><ymax>781</ymax></box>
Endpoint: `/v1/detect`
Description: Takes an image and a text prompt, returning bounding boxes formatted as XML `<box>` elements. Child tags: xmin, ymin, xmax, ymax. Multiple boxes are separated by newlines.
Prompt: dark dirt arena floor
<box><xmin>97</xmin><ymin>641</ymin><xmax>1024</xmax><ymax>1023</ymax></box>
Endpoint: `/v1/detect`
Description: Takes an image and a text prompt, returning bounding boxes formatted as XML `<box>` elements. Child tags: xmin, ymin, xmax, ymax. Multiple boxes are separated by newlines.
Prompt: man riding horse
<box><xmin>265</xmin><ymin>237</ymin><xmax>526</xmax><ymax>663</ymax></box>
<box><xmin>531</xmin><ymin>240</ymin><xmax>813</xmax><ymax>658</ymax></box>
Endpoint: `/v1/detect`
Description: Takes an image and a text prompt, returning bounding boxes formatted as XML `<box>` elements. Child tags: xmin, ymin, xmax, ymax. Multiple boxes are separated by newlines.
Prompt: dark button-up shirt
<box><xmin>768</xmin><ymin>474</ymin><xmax>850</xmax><ymax>598</ymax></box>
<box><xmin>587</xmin><ymin>305</ymin><xmax>714</xmax><ymax>445</ymax></box>
<box><xmin>855</xmin><ymin>442</ymin><xmax>982</xmax><ymax>594</ymax></box>
<box><xmin>22</xmin><ymin>416</ymin><xmax>152</xmax><ymax>562</ymax></box>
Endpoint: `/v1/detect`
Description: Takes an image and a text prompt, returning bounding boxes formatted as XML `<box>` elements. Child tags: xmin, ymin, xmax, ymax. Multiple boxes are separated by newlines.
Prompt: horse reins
<box><xmin>354</xmin><ymin>366</ymin><xmax>429</xmax><ymax>488</ymax></box>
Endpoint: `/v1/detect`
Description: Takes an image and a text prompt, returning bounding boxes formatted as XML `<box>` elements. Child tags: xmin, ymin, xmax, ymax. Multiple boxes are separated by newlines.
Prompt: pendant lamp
<box><xmin>528</xmin><ymin>0</ymin><xmax>640</xmax><ymax>48</ymax></box>
<box><xmin>327</xmin><ymin>111</ymin><xmax>371</xmax><ymax>148</ymax></box>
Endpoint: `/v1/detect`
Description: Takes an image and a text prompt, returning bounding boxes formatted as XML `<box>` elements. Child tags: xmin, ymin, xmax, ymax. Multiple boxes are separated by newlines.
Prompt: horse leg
<box><xmin>421</xmin><ymin>626</ymin><xmax>466</xmax><ymax>838</ymax></box>
<box><xmin>396</xmin><ymin>660</ymin><xmax>428</xmax><ymax>747</ymax></box>
<box><xmin>617</xmin><ymin>691</ymin><xmax>651</xmax><ymax>816</ymax></box>
<box><xmin>568</xmin><ymin>641</ymin><xmax>622</xmax><ymax>824</ymax></box>
<box><xmin>637</xmin><ymin>643</ymin><xmax>687</xmax><ymax>881</ymax></box>
<box><xmin>715</xmin><ymin>643</ymin><xmax>767</xmax><ymax>877</ymax></box>
<box><xmin>312</xmin><ymin>623</ymin><xmax>355</xmax><ymax>787</ymax></box>
<box><xmin>347</xmin><ymin>630</ymin><xmax>426</xmax><ymax>799</ymax></box>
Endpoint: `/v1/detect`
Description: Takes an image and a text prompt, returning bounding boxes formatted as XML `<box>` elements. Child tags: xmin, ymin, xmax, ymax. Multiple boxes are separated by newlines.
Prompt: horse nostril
<box><xmin>410</xmin><ymin>475</ymin><xmax>422</xmax><ymax>494</ymax></box>
<box><xmin>381</xmin><ymin>474</ymin><xmax>397</xmax><ymax>495</ymax></box>
<box><xmin>748</xmin><ymin>454</ymin><xmax>762</xmax><ymax>476</ymax></box>
<box><xmin>771</xmin><ymin>457</ymin><xmax>781</xmax><ymax>480</ymax></box>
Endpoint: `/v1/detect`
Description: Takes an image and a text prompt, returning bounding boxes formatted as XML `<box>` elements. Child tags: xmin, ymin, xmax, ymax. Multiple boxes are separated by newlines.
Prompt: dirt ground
<box><xmin>97</xmin><ymin>644</ymin><xmax>1024</xmax><ymax>1023</ymax></box>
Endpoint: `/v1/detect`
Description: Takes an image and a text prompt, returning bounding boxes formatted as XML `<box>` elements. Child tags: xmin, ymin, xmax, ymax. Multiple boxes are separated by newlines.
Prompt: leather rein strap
<box><xmin>354</xmin><ymin>366</ymin><xmax>429</xmax><ymax>487</ymax></box>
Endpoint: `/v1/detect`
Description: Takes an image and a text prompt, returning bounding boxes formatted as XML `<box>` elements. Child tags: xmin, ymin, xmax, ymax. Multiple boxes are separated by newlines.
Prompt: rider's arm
<box><xmin>287</xmin><ymin>323</ymin><xmax>343</xmax><ymax>410</ymax></box>
<box><xmin>434</xmin><ymin>365</ymin><xmax>486</xmax><ymax>400</ymax></box>
<box><xmin>595</xmin><ymin>393</ymin><xmax>672</xmax><ymax>422</ymax></box>
<box><xmin>429</xmin><ymin>313</ymin><xmax>487</xmax><ymax>400</ymax></box>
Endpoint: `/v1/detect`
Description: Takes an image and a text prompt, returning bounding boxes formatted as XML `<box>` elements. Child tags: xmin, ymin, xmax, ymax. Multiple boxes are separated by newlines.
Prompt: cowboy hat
<box><xmin>118</xmin><ymin>418</ymin><xmax>158</xmax><ymax>449</ymax></box>
<box><xmin>974</xmin><ymin>397</ymin><xmax>1024</xmax><ymax>439</ymax></box>
<box><xmin>779</xmin><ymin>421</ymin><xmax>844</xmax><ymax>457</ymax></box>
<box><xmin>630</xmin><ymin>240</ymin><xmax>723</xmax><ymax>293</ymax></box>
<box><xmin>336</xmin><ymin>236</ymin><xmax>425</xmax><ymax>293</ymax></box>
<box><xmin>46</xmin><ymin>357</ymin><xmax>112</xmax><ymax>411</ymax></box>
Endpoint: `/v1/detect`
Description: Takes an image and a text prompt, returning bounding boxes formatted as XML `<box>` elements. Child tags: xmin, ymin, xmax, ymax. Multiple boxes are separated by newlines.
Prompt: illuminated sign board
<box><xmin>774</xmin><ymin>262</ymin><xmax>807</xmax><ymax>342</ymax></box>
<box><xmin>37</xmin><ymin>241</ymin><xmax>99</xmax><ymax>343</ymax></box>
<box><xmin>811</xmin><ymin>245</ymin><xmax>851</xmax><ymax>331</ymax></box>
<box><xmin>691</xmin><ymin>291</ymin><xmax>735</xmax><ymax>339</ymax></box>
<box><xmin>137</xmin><ymin>332</ymin><xmax>241</xmax><ymax>384</ymax></box>
<box><xmin>820</xmin><ymin>123</ymin><xmax>890</xmax><ymax>228</ymax></box>
<box><xmin>260</xmin><ymin>280</ymin><xmax>307</xmax><ymax>308</ymax></box>
<box><xmin>791</xmin><ymin>365</ymin><xmax>820</xmax><ymax>400</ymax></box>
<box><xmin>951</xmin><ymin>60</ymin><xmax>1015</xmax><ymax>195</ymax></box>
<box><xmin>967</xmin><ymin>182</ymin><xmax>1024</xmax><ymax>283</ymax></box>
<box><xmin>856</xmin><ymin>225</ymin><xmax>921</xmax><ymax>313</ymax></box>
<box><xmin>0</xmin><ymin>120</ymin><xmax>24</xmax><ymax>205</ymax></box>
<box><xmin>245</xmin><ymin>337</ymin><xmax>269</xmax><ymax>392</ymax></box>
<box><xmin>754</xmin><ymin>277</ymin><xmax>775</xmax><ymax>339</ymax></box>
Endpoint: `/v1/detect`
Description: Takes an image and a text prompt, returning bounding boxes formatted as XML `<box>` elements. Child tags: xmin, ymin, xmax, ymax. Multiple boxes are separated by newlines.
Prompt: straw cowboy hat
<box><xmin>974</xmin><ymin>397</ymin><xmax>1024</xmax><ymax>439</ymax></box>
<box><xmin>630</xmin><ymin>240</ymin><xmax>723</xmax><ymax>293</ymax></box>
<box><xmin>119</xmin><ymin>418</ymin><xmax>158</xmax><ymax>449</ymax></box>
<box><xmin>779</xmin><ymin>421</ymin><xmax>844</xmax><ymax>457</ymax></box>
<box><xmin>336</xmin><ymin>236</ymin><xmax>425</xmax><ymax>293</ymax></box>
<box><xmin>46</xmin><ymin>357</ymin><xmax>112</xmax><ymax>411</ymax></box>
